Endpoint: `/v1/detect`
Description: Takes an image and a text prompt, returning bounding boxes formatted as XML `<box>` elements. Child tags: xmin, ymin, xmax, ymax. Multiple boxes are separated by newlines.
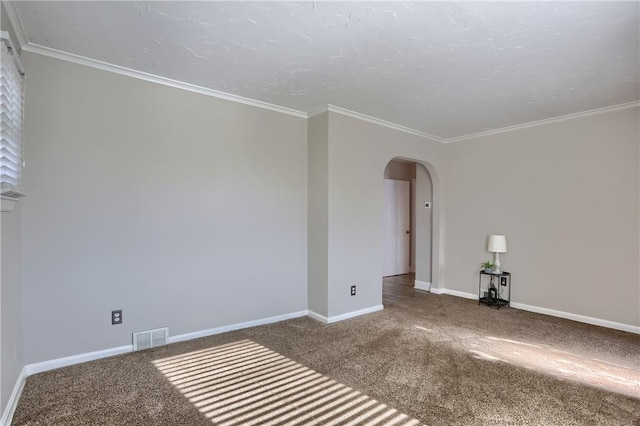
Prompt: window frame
<box><xmin>0</xmin><ymin>30</ymin><xmax>25</xmax><ymax>208</ymax></box>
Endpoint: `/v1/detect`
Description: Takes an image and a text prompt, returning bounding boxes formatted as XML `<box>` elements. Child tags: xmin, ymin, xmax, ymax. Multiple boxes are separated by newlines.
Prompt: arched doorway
<box><xmin>382</xmin><ymin>158</ymin><xmax>435</xmax><ymax>299</ymax></box>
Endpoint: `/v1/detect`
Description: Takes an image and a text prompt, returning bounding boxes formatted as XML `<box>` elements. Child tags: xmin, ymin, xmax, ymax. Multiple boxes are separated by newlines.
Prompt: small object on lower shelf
<box><xmin>478</xmin><ymin>270</ymin><xmax>511</xmax><ymax>309</ymax></box>
<box><xmin>479</xmin><ymin>297</ymin><xmax>509</xmax><ymax>308</ymax></box>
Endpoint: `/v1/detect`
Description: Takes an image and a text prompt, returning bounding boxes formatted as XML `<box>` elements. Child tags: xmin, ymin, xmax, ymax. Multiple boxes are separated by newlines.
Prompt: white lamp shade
<box><xmin>487</xmin><ymin>235</ymin><xmax>507</xmax><ymax>253</ymax></box>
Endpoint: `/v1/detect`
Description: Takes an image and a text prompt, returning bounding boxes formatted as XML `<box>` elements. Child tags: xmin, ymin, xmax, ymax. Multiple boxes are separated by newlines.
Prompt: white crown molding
<box><xmin>21</xmin><ymin>43</ymin><xmax>308</xmax><ymax>119</ymax></box>
<box><xmin>324</xmin><ymin>105</ymin><xmax>446</xmax><ymax>142</ymax></box>
<box><xmin>6</xmin><ymin>13</ymin><xmax>637</xmax><ymax>145</ymax></box>
<box><xmin>1</xmin><ymin>1</ymin><xmax>28</xmax><ymax>50</ymax></box>
<box><xmin>307</xmin><ymin>105</ymin><xmax>329</xmax><ymax>119</ymax></box>
<box><xmin>311</xmin><ymin>102</ymin><xmax>640</xmax><ymax>143</ymax></box>
<box><xmin>445</xmin><ymin>101</ymin><xmax>640</xmax><ymax>143</ymax></box>
<box><xmin>307</xmin><ymin>104</ymin><xmax>441</xmax><ymax>141</ymax></box>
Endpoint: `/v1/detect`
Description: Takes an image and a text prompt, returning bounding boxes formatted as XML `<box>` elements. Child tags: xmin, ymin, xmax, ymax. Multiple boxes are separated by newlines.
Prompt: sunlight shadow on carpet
<box><xmin>153</xmin><ymin>340</ymin><xmax>424</xmax><ymax>425</ymax></box>
<box><xmin>468</xmin><ymin>336</ymin><xmax>640</xmax><ymax>398</ymax></box>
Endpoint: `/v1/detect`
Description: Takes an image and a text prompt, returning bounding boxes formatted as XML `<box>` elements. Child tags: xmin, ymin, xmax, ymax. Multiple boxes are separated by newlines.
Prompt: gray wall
<box><xmin>415</xmin><ymin>165</ymin><xmax>433</xmax><ymax>284</ymax></box>
<box><xmin>21</xmin><ymin>52</ymin><xmax>308</xmax><ymax>364</ymax></box>
<box><xmin>307</xmin><ymin>112</ymin><xmax>329</xmax><ymax>316</ymax></box>
<box><xmin>2</xmin><ymin>35</ymin><xmax>637</xmax><ymax>404</ymax></box>
<box><xmin>1</xmin><ymin>202</ymin><xmax>23</xmax><ymax>414</ymax></box>
<box><xmin>0</xmin><ymin>1</ymin><xmax>25</xmax><ymax>415</ymax></box>
<box><xmin>326</xmin><ymin>112</ymin><xmax>445</xmax><ymax>317</ymax></box>
<box><xmin>443</xmin><ymin>107</ymin><xmax>639</xmax><ymax>326</ymax></box>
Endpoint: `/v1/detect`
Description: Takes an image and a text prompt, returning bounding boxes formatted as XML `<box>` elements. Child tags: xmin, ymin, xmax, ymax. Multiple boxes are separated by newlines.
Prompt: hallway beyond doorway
<box><xmin>383</xmin><ymin>273</ymin><xmax>422</xmax><ymax>306</ymax></box>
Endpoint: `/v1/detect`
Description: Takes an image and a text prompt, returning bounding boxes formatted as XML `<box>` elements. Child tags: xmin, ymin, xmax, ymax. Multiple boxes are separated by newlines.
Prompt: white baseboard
<box><xmin>430</xmin><ymin>287</ymin><xmax>639</xmax><ymax>334</ymax></box>
<box><xmin>1</xmin><ymin>367</ymin><xmax>27</xmax><ymax>426</ymax></box>
<box><xmin>25</xmin><ymin>345</ymin><xmax>133</xmax><ymax>376</ymax></box>
<box><xmin>414</xmin><ymin>280</ymin><xmax>431</xmax><ymax>291</ymax></box>
<box><xmin>24</xmin><ymin>310</ymin><xmax>308</xmax><ymax>377</ymax></box>
<box><xmin>5</xmin><ymin>310</ymin><xmax>307</xmax><ymax>424</ymax></box>
<box><xmin>430</xmin><ymin>287</ymin><xmax>478</xmax><ymax>300</ymax></box>
<box><xmin>307</xmin><ymin>310</ymin><xmax>329</xmax><ymax>323</ymax></box>
<box><xmin>9</xmin><ymin>297</ymin><xmax>635</xmax><ymax>425</ymax></box>
<box><xmin>168</xmin><ymin>310</ymin><xmax>308</xmax><ymax>344</ymax></box>
<box><xmin>510</xmin><ymin>302</ymin><xmax>640</xmax><ymax>334</ymax></box>
<box><xmin>308</xmin><ymin>305</ymin><xmax>384</xmax><ymax>324</ymax></box>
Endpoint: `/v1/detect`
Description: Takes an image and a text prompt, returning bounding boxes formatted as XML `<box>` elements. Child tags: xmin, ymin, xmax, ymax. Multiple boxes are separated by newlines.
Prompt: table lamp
<box><xmin>487</xmin><ymin>235</ymin><xmax>507</xmax><ymax>274</ymax></box>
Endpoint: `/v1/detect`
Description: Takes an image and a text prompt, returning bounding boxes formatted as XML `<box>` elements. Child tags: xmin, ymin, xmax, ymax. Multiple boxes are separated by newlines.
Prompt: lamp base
<box><xmin>493</xmin><ymin>252</ymin><xmax>502</xmax><ymax>274</ymax></box>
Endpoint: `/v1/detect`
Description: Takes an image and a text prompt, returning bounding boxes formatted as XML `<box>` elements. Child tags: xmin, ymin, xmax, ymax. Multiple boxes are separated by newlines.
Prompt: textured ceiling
<box><xmin>11</xmin><ymin>1</ymin><xmax>640</xmax><ymax>139</ymax></box>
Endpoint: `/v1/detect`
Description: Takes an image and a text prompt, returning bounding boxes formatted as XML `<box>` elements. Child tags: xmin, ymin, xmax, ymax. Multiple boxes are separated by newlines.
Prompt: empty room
<box><xmin>1</xmin><ymin>1</ymin><xmax>638</xmax><ymax>425</ymax></box>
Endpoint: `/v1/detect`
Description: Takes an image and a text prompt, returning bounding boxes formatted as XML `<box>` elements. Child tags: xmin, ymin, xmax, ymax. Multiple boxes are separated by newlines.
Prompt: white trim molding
<box><xmin>3</xmin><ymin>310</ymin><xmax>306</xmax><ymax>424</ymax></box>
<box><xmin>430</xmin><ymin>287</ymin><xmax>478</xmax><ymax>300</ymax></box>
<box><xmin>308</xmin><ymin>305</ymin><xmax>384</xmax><ymax>324</ymax></box>
<box><xmin>8</xmin><ymin>38</ymin><xmax>637</xmax><ymax>145</ymax></box>
<box><xmin>510</xmin><ymin>302</ymin><xmax>640</xmax><ymax>335</ymax></box>
<box><xmin>445</xmin><ymin>101</ymin><xmax>640</xmax><ymax>143</ymax></box>
<box><xmin>168</xmin><ymin>311</ymin><xmax>308</xmax><ymax>344</ymax></box>
<box><xmin>431</xmin><ymin>287</ymin><xmax>640</xmax><ymax>334</ymax></box>
<box><xmin>414</xmin><ymin>280</ymin><xmax>431</xmax><ymax>291</ymax></box>
<box><xmin>23</xmin><ymin>310</ymin><xmax>308</xmax><ymax>376</ymax></box>
<box><xmin>17</xmin><ymin>307</ymin><xmax>380</xmax><ymax>378</ymax></box>
<box><xmin>326</xmin><ymin>305</ymin><xmax>384</xmax><ymax>323</ymax></box>
<box><xmin>1</xmin><ymin>1</ymin><xmax>28</xmax><ymax>50</ymax></box>
<box><xmin>3</xmin><ymin>0</ymin><xmax>637</xmax><ymax>146</ymax></box>
<box><xmin>306</xmin><ymin>310</ymin><xmax>329</xmax><ymax>323</ymax></box>
<box><xmin>0</xmin><ymin>195</ymin><xmax>18</xmax><ymax>213</ymax></box>
<box><xmin>306</xmin><ymin>105</ymin><xmax>330</xmax><ymax>119</ymax></box>
<box><xmin>20</xmin><ymin>43</ymin><xmax>308</xmax><ymax>120</ymax></box>
<box><xmin>321</xmin><ymin>105</ymin><xmax>444</xmax><ymax>142</ymax></box>
<box><xmin>25</xmin><ymin>345</ymin><xmax>133</xmax><ymax>376</ymax></box>
<box><xmin>1</xmin><ymin>367</ymin><xmax>27</xmax><ymax>426</ymax></box>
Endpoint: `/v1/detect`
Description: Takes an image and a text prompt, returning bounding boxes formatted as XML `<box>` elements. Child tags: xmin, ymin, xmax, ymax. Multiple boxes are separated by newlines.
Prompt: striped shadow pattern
<box><xmin>153</xmin><ymin>339</ymin><xmax>424</xmax><ymax>426</ymax></box>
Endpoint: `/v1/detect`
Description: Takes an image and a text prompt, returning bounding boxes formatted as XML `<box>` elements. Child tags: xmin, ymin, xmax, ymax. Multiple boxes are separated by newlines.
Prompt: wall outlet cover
<box><xmin>111</xmin><ymin>310</ymin><xmax>123</xmax><ymax>325</ymax></box>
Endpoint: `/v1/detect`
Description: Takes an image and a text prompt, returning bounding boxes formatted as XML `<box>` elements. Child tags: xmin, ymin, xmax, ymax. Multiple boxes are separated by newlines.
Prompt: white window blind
<box><xmin>0</xmin><ymin>36</ymin><xmax>24</xmax><ymax>196</ymax></box>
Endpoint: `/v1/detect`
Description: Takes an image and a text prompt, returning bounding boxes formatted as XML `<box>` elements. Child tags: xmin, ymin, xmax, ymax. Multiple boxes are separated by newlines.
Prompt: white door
<box><xmin>383</xmin><ymin>179</ymin><xmax>411</xmax><ymax>277</ymax></box>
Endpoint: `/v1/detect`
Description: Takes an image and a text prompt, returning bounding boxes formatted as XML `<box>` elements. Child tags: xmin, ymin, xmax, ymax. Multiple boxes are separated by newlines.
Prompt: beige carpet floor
<box><xmin>12</xmin><ymin>275</ymin><xmax>640</xmax><ymax>425</ymax></box>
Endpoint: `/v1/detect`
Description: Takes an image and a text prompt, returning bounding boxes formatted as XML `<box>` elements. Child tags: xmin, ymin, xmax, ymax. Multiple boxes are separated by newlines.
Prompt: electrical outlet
<box><xmin>350</xmin><ymin>285</ymin><xmax>356</xmax><ymax>296</ymax></box>
<box><xmin>112</xmin><ymin>310</ymin><xmax>123</xmax><ymax>325</ymax></box>
<box><xmin>500</xmin><ymin>277</ymin><xmax>507</xmax><ymax>286</ymax></box>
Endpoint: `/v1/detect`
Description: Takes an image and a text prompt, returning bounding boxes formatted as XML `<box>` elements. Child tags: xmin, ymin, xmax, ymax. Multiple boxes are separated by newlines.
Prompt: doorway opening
<box><xmin>383</xmin><ymin>158</ymin><xmax>434</xmax><ymax>293</ymax></box>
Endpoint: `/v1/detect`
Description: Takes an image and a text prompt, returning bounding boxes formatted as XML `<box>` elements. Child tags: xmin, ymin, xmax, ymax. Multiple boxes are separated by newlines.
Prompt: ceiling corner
<box><xmin>2</xmin><ymin>1</ymin><xmax>28</xmax><ymax>51</ymax></box>
<box><xmin>443</xmin><ymin>101</ymin><xmax>640</xmax><ymax>144</ymax></box>
<box><xmin>307</xmin><ymin>105</ymin><xmax>330</xmax><ymax>119</ymax></box>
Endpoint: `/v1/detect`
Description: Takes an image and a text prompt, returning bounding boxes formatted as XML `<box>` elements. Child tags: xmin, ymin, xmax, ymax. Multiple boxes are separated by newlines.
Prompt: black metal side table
<box><xmin>478</xmin><ymin>271</ymin><xmax>511</xmax><ymax>309</ymax></box>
